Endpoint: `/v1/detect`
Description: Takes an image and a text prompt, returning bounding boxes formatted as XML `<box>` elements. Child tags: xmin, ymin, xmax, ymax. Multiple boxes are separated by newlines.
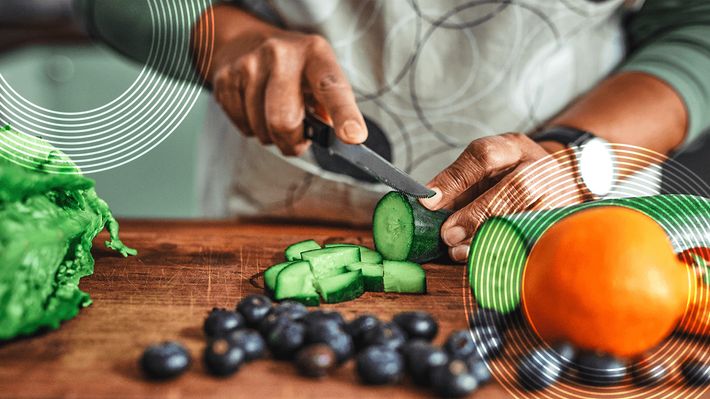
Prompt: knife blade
<box><xmin>303</xmin><ymin>112</ymin><xmax>435</xmax><ymax>198</ymax></box>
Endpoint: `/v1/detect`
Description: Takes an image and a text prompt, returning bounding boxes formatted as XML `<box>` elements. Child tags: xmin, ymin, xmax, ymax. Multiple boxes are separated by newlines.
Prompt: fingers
<box><xmin>264</xmin><ymin>49</ymin><xmax>309</xmax><ymax>156</ymax></box>
<box><xmin>420</xmin><ymin>134</ymin><xmax>528</xmax><ymax>211</ymax></box>
<box><xmin>303</xmin><ymin>35</ymin><xmax>367</xmax><ymax>144</ymax></box>
<box><xmin>443</xmin><ymin>165</ymin><xmax>541</xmax><ymax>262</ymax></box>
<box><xmin>242</xmin><ymin>55</ymin><xmax>272</xmax><ymax>145</ymax></box>
<box><xmin>213</xmin><ymin>66</ymin><xmax>252</xmax><ymax>137</ymax></box>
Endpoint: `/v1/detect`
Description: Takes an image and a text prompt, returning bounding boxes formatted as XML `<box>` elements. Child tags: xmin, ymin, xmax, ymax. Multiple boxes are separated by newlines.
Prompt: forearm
<box><xmin>545</xmin><ymin>71</ymin><xmax>687</xmax><ymax>155</ymax></box>
<box><xmin>192</xmin><ymin>4</ymin><xmax>280</xmax><ymax>83</ymax></box>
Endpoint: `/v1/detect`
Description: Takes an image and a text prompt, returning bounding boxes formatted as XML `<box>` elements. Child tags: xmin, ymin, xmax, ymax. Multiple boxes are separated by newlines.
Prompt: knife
<box><xmin>303</xmin><ymin>111</ymin><xmax>436</xmax><ymax>199</ymax></box>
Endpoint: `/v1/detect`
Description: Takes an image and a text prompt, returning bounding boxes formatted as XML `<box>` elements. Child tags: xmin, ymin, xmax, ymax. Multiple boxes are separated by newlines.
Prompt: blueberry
<box><xmin>575</xmin><ymin>352</ymin><xmax>626</xmax><ymax>386</ymax></box>
<box><xmin>266</xmin><ymin>320</ymin><xmax>306</xmax><ymax>359</ymax></box>
<box><xmin>430</xmin><ymin>359</ymin><xmax>479</xmax><ymax>397</ymax></box>
<box><xmin>303</xmin><ymin>310</ymin><xmax>345</xmax><ymax>329</ymax></box>
<box><xmin>304</xmin><ymin>321</ymin><xmax>354</xmax><ymax>363</ymax></box>
<box><xmin>681</xmin><ymin>358</ymin><xmax>710</xmax><ymax>386</ymax></box>
<box><xmin>140</xmin><ymin>341</ymin><xmax>191</xmax><ymax>380</ymax></box>
<box><xmin>270</xmin><ymin>300</ymin><xmax>308</xmax><ymax>321</ymax></box>
<box><xmin>465</xmin><ymin>355</ymin><xmax>492</xmax><ymax>385</ymax></box>
<box><xmin>204</xmin><ymin>338</ymin><xmax>246</xmax><ymax>376</ymax></box>
<box><xmin>392</xmin><ymin>311</ymin><xmax>438</xmax><ymax>341</ymax></box>
<box><xmin>225</xmin><ymin>329</ymin><xmax>266</xmax><ymax>361</ymax></box>
<box><xmin>203</xmin><ymin>308</ymin><xmax>245</xmax><ymax>338</ymax></box>
<box><xmin>236</xmin><ymin>294</ymin><xmax>272</xmax><ymax>326</ymax></box>
<box><xmin>401</xmin><ymin>340</ymin><xmax>448</xmax><ymax>385</ymax></box>
<box><xmin>517</xmin><ymin>347</ymin><xmax>564</xmax><ymax>391</ymax></box>
<box><xmin>345</xmin><ymin>314</ymin><xmax>380</xmax><ymax>349</ymax></box>
<box><xmin>630</xmin><ymin>357</ymin><xmax>667</xmax><ymax>387</ymax></box>
<box><xmin>470</xmin><ymin>325</ymin><xmax>505</xmax><ymax>359</ymax></box>
<box><xmin>356</xmin><ymin>345</ymin><xmax>405</xmax><ymax>385</ymax></box>
<box><xmin>258</xmin><ymin>312</ymin><xmax>290</xmax><ymax>335</ymax></box>
<box><xmin>444</xmin><ymin>330</ymin><xmax>477</xmax><ymax>360</ymax></box>
<box><xmin>295</xmin><ymin>344</ymin><xmax>337</xmax><ymax>378</ymax></box>
<box><xmin>361</xmin><ymin>322</ymin><xmax>407</xmax><ymax>351</ymax></box>
<box><xmin>470</xmin><ymin>308</ymin><xmax>507</xmax><ymax>330</ymax></box>
<box><xmin>551</xmin><ymin>341</ymin><xmax>576</xmax><ymax>369</ymax></box>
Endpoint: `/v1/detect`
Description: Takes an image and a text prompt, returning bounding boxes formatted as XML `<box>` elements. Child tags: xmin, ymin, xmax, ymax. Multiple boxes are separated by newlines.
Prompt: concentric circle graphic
<box><xmin>0</xmin><ymin>0</ymin><xmax>214</xmax><ymax>174</ymax></box>
<box><xmin>464</xmin><ymin>144</ymin><xmax>710</xmax><ymax>398</ymax></box>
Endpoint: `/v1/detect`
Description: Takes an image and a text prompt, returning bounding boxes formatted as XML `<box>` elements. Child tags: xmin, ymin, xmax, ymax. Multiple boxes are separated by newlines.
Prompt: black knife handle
<box><xmin>303</xmin><ymin>112</ymin><xmax>334</xmax><ymax>147</ymax></box>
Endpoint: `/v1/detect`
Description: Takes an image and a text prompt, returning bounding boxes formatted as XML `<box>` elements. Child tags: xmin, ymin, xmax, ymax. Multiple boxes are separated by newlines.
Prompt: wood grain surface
<box><xmin>0</xmin><ymin>220</ymin><xmax>708</xmax><ymax>399</ymax></box>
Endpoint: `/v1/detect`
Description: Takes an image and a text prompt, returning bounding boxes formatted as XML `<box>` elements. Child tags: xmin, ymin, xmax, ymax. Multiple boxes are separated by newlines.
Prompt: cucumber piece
<box><xmin>285</xmin><ymin>239</ymin><xmax>321</xmax><ymax>261</ymax></box>
<box><xmin>372</xmin><ymin>191</ymin><xmax>451</xmax><ymax>263</ymax></box>
<box><xmin>302</xmin><ymin>246</ymin><xmax>361</xmax><ymax>279</ymax></box>
<box><xmin>325</xmin><ymin>243</ymin><xmax>383</xmax><ymax>263</ymax></box>
<box><xmin>346</xmin><ymin>262</ymin><xmax>384</xmax><ymax>292</ymax></box>
<box><xmin>468</xmin><ymin>194</ymin><xmax>710</xmax><ymax>314</ymax></box>
<box><xmin>316</xmin><ymin>270</ymin><xmax>365</xmax><ymax>304</ymax></box>
<box><xmin>383</xmin><ymin>260</ymin><xmax>426</xmax><ymax>294</ymax></box>
<box><xmin>469</xmin><ymin>219</ymin><xmax>527</xmax><ymax>314</ymax></box>
<box><xmin>264</xmin><ymin>261</ymin><xmax>295</xmax><ymax>295</ymax></box>
<box><xmin>274</xmin><ymin>261</ymin><xmax>320</xmax><ymax>306</ymax></box>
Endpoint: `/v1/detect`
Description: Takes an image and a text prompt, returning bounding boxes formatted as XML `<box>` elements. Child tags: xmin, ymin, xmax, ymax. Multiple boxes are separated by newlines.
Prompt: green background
<box><xmin>0</xmin><ymin>43</ymin><xmax>207</xmax><ymax>218</ymax></box>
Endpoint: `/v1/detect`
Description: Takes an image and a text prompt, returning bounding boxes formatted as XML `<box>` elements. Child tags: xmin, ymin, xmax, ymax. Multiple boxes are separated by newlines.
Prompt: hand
<box><xmin>419</xmin><ymin>133</ymin><xmax>586</xmax><ymax>262</ymax></box>
<box><xmin>210</xmin><ymin>29</ymin><xmax>367</xmax><ymax>156</ymax></box>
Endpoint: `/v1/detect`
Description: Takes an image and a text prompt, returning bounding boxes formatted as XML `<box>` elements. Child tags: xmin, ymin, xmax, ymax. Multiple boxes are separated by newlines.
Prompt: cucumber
<box><xmin>302</xmin><ymin>246</ymin><xmax>361</xmax><ymax>279</ymax></box>
<box><xmin>383</xmin><ymin>260</ymin><xmax>426</xmax><ymax>294</ymax></box>
<box><xmin>316</xmin><ymin>270</ymin><xmax>365</xmax><ymax>304</ymax></box>
<box><xmin>285</xmin><ymin>239</ymin><xmax>321</xmax><ymax>261</ymax></box>
<box><xmin>325</xmin><ymin>243</ymin><xmax>383</xmax><ymax>263</ymax></box>
<box><xmin>264</xmin><ymin>261</ymin><xmax>295</xmax><ymax>295</ymax></box>
<box><xmin>468</xmin><ymin>194</ymin><xmax>710</xmax><ymax>314</ymax></box>
<box><xmin>346</xmin><ymin>262</ymin><xmax>384</xmax><ymax>292</ymax></box>
<box><xmin>372</xmin><ymin>191</ymin><xmax>452</xmax><ymax>263</ymax></box>
<box><xmin>274</xmin><ymin>261</ymin><xmax>319</xmax><ymax>306</ymax></box>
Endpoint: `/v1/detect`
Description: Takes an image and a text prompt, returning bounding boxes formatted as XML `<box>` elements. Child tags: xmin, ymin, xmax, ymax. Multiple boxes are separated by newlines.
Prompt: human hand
<box><xmin>210</xmin><ymin>29</ymin><xmax>367</xmax><ymax>156</ymax></box>
<box><xmin>419</xmin><ymin>133</ymin><xmax>586</xmax><ymax>262</ymax></box>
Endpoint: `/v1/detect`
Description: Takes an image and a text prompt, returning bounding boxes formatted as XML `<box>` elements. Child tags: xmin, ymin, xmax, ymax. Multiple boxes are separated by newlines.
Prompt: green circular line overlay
<box><xmin>0</xmin><ymin>0</ymin><xmax>214</xmax><ymax>174</ymax></box>
<box><xmin>465</xmin><ymin>144</ymin><xmax>710</xmax><ymax>398</ymax></box>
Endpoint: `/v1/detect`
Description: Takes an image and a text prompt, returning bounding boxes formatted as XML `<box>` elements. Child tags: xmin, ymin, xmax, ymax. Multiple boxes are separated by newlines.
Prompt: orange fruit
<box><xmin>522</xmin><ymin>206</ymin><xmax>690</xmax><ymax>357</ymax></box>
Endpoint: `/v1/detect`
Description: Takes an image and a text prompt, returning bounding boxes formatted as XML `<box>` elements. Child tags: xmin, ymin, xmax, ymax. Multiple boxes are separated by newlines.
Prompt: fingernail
<box><xmin>451</xmin><ymin>245</ymin><xmax>470</xmax><ymax>262</ymax></box>
<box><xmin>419</xmin><ymin>187</ymin><xmax>442</xmax><ymax>209</ymax></box>
<box><xmin>342</xmin><ymin>120</ymin><xmax>365</xmax><ymax>142</ymax></box>
<box><xmin>443</xmin><ymin>225</ymin><xmax>467</xmax><ymax>246</ymax></box>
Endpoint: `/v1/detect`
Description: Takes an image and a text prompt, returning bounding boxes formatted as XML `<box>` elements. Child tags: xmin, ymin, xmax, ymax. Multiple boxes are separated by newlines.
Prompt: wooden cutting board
<box><xmin>0</xmin><ymin>221</ymin><xmax>707</xmax><ymax>399</ymax></box>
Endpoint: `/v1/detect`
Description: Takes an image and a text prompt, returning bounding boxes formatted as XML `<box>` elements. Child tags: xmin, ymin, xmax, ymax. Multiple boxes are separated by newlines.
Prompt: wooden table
<box><xmin>0</xmin><ymin>221</ymin><xmax>708</xmax><ymax>399</ymax></box>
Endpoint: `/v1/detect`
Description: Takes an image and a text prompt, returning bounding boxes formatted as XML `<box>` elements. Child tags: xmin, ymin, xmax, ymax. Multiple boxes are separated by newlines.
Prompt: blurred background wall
<box><xmin>1</xmin><ymin>42</ymin><xmax>708</xmax><ymax>219</ymax></box>
<box><xmin>0</xmin><ymin>43</ymin><xmax>208</xmax><ymax>218</ymax></box>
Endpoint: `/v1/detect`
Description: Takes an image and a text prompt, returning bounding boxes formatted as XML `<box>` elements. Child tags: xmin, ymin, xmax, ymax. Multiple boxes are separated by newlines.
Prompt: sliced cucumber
<box><xmin>325</xmin><ymin>243</ymin><xmax>383</xmax><ymax>264</ymax></box>
<box><xmin>372</xmin><ymin>191</ymin><xmax>451</xmax><ymax>263</ymax></box>
<box><xmin>302</xmin><ymin>246</ymin><xmax>361</xmax><ymax>279</ymax></box>
<box><xmin>264</xmin><ymin>261</ymin><xmax>295</xmax><ymax>295</ymax></box>
<box><xmin>346</xmin><ymin>262</ymin><xmax>384</xmax><ymax>292</ymax></box>
<box><xmin>383</xmin><ymin>260</ymin><xmax>426</xmax><ymax>294</ymax></box>
<box><xmin>316</xmin><ymin>270</ymin><xmax>365</xmax><ymax>304</ymax></box>
<box><xmin>468</xmin><ymin>218</ymin><xmax>527</xmax><ymax>314</ymax></box>
<box><xmin>285</xmin><ymin>239</ymin><xmax>321</xmax><ymax>261</ymax></box>
<box><xmin>274</xmin><ymin>261</ymin><xmax>320</xmax><ymax>306</ymax></box>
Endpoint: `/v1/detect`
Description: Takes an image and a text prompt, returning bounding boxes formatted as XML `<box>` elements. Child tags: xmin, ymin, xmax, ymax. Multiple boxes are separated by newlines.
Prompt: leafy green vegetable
<box><xmin>0</xmin><ymin>126</ymin><xmax>135</xmax><ymax>340</ymax></box>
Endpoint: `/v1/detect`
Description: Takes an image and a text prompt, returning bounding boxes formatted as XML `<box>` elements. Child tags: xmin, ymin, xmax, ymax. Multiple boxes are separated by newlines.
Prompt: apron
<box><xmin>198</xmin><ymin>0</ymin><xmax>654</xmax><ymax>225</ymax></box>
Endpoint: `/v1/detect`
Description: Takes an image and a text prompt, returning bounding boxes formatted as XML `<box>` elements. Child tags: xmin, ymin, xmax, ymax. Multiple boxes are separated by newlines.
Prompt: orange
<box><xmin>522</xmin><ymin>206</ymin><xmax>690</xmax><ymax>357</ymax></box>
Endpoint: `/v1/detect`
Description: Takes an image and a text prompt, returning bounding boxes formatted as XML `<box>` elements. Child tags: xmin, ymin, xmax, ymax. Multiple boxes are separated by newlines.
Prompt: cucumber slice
<box><xmin>383</xmin><ymin>260</ymin><xmax>426</xmax><ymax>294</ymax></box>
<box><xmin>316</xmin><ymin>270</ymin><xmax>365</xmax><ymax>304</ymax></box>
<box><xmin>346</xmin><ymin>262</ymin><xmax>384</xmax><ymax>292</ymax></box>
<box><xmin>372</xmin><ymin>191</ymin><xmax>451</xmax><ymax>263</ymax></box>
<box><xmin>325</xmin><ymin>243</ymin><xmax>383</xmax><ymax>264</ymax></box>
<box><xmin>264</xmin><ymin>261</ymin><xmax>295</xmax><ymax>295</ymax></box>
<box><xmin>274</xmin><ymin>261</ymin><xmax>320</xmax><ymax>306</ymax></box>
<box><xmin>469</xmin><ymin>218</ymin><xmax>527</xmax><ymax>314</ymax></box>
<box><xmin>302</xmin><ymin>246</ymin><xmax>361</xmax><ymax>279</ymax></box>
<box><xmin>285</xmin><ymin>239</ymin><xmax>321</xmax><ymax>261</ymax></box>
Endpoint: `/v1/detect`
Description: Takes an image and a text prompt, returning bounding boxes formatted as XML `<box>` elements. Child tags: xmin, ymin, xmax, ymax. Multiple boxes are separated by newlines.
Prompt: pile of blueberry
<box><xmin>140</xmin><ymin>295</ymin><xmax>505</xmax><ymax>397</ymax></box>
<box><xmin>140</xmin><ymin>296</ymin><xmax>710</xmax><ymax>395</ymax></box>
